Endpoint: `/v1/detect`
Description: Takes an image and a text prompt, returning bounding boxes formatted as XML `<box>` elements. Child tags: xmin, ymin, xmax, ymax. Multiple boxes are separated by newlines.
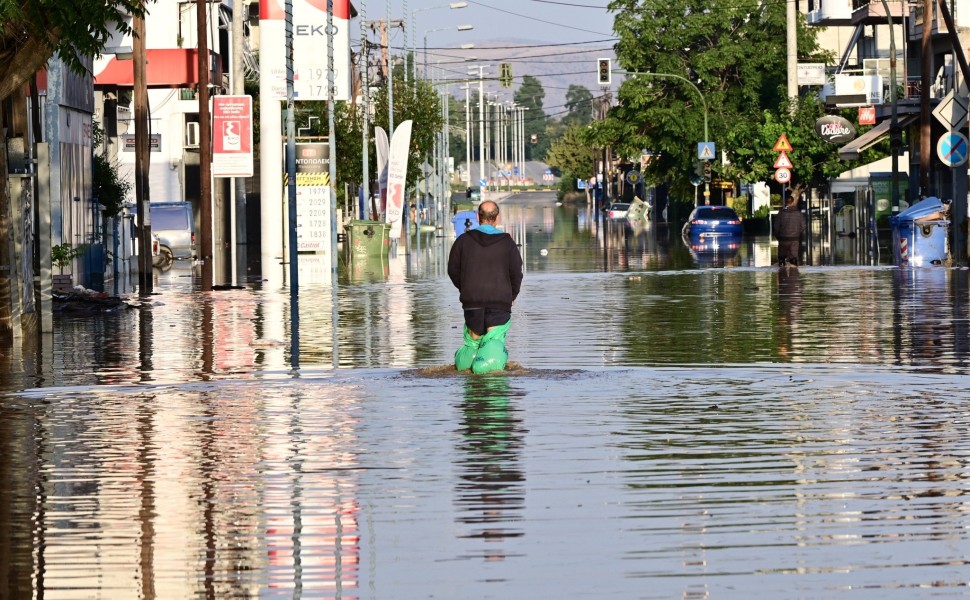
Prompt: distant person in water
<box><xmin>448</xmin><ymin>200</ymin><xmax>523</xmax><ymax>373</ymax></box>
<box><xmin>773</xmin><ymin>192</ymin><xmax>805</xmax><ymax>266</ymax></box>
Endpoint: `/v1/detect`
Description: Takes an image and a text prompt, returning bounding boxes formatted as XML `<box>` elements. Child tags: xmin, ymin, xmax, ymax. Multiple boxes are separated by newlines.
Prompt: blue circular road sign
<box><xmin>938</xmin><ymin>132</ymin><xmax>969</xmax><ymax>167</ymax></box>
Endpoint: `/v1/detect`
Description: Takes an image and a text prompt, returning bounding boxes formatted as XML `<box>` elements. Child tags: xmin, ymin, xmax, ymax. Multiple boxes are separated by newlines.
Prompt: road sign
<box><xmin>697</xmin><ymin>142</ymin><xmax>715</xmax><ymax>160</ymax></box>
<box><xmin>932</xmin><ymin>89</ymin><xmax>969</xmax><ymax>131</ymax></box>
<box><xmin>626</xmin><ymin>170</ymin><xmax>641</xmax><ymax>184</ymax></box>
<box><xmin>937</xmin><ymin>132</ymin><xmax>969</xmax><ymax>167</ymax></box>
<box><xmin>479</xmin><ymin>178</ymin><xmax>487</xmax><ymax>187</ymax></box>
<box><xmin>773</xmin><ymin>152</ymin><xmax>793</xmax><ymax>169</ymax></box>
<box><xmin>774</xmin><ymin>168</ymin><xmax>792</xmax><ymax>184</ymax></box>
<box><xmin>773</xmin><ymin>134</ymin><xmax>793</xmax><ymax>152</ymax></box>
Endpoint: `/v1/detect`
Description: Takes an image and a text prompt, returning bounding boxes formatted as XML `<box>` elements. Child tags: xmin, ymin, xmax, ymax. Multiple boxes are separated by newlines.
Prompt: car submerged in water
<box><xmin>606</xmin><ymin>202</ymin><xmax>630</xmax><ymax>220</ymax></box>
<box><xmin>682</xmin><ymin>205</ymin><xmax>743</xmax><ymax>240</ymax></box>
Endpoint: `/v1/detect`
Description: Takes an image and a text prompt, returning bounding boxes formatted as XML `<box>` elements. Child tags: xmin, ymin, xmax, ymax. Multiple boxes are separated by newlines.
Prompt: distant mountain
<box><xmin>433</xmin><ymin>37</ymin><xmax>617</xmax><ymax>117</ymax></box>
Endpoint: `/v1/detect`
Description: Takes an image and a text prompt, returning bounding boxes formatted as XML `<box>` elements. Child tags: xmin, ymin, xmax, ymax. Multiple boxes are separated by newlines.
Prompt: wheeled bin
<box><xmin>451</xmin><ymin>210</ymin><xmax>479</xmax><ymax>237</ymax></box>
<box><xmin>889</xmin><ymin>197</ymin><xmax>950</xmax><ymax>266</ymax></box>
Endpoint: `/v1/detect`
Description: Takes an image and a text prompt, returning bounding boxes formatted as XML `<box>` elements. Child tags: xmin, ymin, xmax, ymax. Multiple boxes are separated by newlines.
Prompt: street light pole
<box><xmin>465</xmin><ymin>84</ymin><xmax>472</xmax><ymax>189</ymax></box>
<box><xmin>412</xmin><ymin>2</ymin><xmax>469</xmax><ymax>82</ymax></box>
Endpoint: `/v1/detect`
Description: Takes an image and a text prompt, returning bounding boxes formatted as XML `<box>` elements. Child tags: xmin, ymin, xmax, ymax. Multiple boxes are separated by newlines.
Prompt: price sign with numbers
<box><xmin>287</xmin><ymin>143</ymin><xmax>333</xmax><ymax>253</ymax></box>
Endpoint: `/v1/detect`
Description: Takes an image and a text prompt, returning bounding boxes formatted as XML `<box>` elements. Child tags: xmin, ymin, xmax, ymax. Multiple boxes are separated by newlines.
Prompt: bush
<box><xmin>51</xmin><ymin>243</ymin><xmax>84</xmax><ymax>274</ymax></box>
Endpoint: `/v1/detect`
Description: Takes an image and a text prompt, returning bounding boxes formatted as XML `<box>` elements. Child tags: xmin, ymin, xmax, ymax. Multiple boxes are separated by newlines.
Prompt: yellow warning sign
<box><xmin>773</xmin><ymin>134</ymin><xmax>793</xmax><ymax>152</ymax></box>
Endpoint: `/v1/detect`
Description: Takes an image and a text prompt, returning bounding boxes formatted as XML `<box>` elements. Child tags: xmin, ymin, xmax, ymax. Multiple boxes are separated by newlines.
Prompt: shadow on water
<box><xmin>6</xmin><ymin>193</ymin><xmax>970</xmax><ymax>597</ymax></box>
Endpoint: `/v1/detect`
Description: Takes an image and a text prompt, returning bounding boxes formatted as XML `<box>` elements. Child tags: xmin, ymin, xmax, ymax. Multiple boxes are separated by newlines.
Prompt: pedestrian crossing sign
<box><xmin>697</xmin><ymin>142</ymin><xmax>716</xmax><ymax>160</ymax></box>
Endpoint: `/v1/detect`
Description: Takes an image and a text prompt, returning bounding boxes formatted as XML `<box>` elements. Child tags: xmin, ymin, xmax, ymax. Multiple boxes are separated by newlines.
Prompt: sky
<box><xmin>353</xmin><ymin>0</ymin><xmax>619</xmax><ymax>108</ymax></box>
<box><xmin>352</xmin><ymin>0</ymin><xmax>617</xmax><ymax>53</ymax></box>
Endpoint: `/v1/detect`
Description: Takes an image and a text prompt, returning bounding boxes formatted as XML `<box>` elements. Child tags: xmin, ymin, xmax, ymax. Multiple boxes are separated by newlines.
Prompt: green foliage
<box><xmin>51</xmin><ymin>243</ymin><xmax>83</xmax><ymax>273</ymax></box>
<box><xmin>91</xmin><ymin>122</ymin><xmax>131</xmax><ymax>217</ymax></box>
<box><xmin>297</xmin><ymin>73</ymin><xmax>443</xmax><ymax>210</ymax></box>
<box><xmin>514</xmin><ymin>75</ymin><xmax>547</xmax><ymax>160</ymax></box>
<box><xmin>753</xmin><ymin>204</ymin><xmax>772</xmax><ymax>219</ymax></box>
<box><xmin>723</xmin><ymin>95</ymin><xmax>866</xmax><ymax>197</ymax></box>
<box><xmin>563</xmin><ymin>85</ymin><xmax>594</xmax><ymax>127</ymax></box>
<box><xmin>0</xmin><ymin>0</ymin><xmax>146</xmax><ymax>94</ymax></box>
<box><xmin>547</xmin><ymin>125</ymin><xmax>594</xmax><ymax>188</ymax></box>
<box><xmin>595</xmin><ymin>0</ymin><xmax>833</xmax><ymax>199</ymax></box>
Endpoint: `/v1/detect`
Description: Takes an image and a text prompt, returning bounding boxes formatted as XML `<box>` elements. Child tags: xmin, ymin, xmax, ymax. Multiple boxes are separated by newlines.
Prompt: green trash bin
<box><xmin>343</xmin><ymin>220</ymin><xmax>391</xmax><ymax>258</ymax></box>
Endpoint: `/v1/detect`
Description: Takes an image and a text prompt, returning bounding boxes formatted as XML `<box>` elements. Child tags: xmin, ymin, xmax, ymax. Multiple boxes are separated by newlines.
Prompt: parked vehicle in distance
<box><xmin>682</xmin><ymin>205</ymin><xmax>743</xmax><ymax>239</ymax></box>
<box><xmin>149</xmin><ymin>202</ymin><xmax>195</xmax><ymax>269</ymax></box>
<box><xmin>606</xmin><ymin>202</ymin><xmax>631</xmax><ymax>220</ymax></box>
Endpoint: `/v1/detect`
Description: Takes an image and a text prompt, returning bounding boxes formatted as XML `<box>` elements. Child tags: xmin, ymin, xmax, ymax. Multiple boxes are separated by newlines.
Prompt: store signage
<box><xmin>814</xmin><ymin>115</ymin><xmax>856</xmax><ymax>144</ymax></box>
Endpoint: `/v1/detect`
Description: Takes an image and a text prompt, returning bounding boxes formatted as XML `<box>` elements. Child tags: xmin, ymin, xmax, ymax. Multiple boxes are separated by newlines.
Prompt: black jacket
<box><xmin>773</xmin><ymin>207</ymin><xmax>805</xmax><ymax>241</ymax></box>
<box><xmin>448</xmin><ymin>229</ymin><xmax>523</xmax><ymax>311</ymax></box>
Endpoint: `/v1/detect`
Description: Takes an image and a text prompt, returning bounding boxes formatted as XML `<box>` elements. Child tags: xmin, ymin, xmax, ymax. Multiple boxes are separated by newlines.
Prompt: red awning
<box><xmin>94</xmin><ymin>49</ymin><xmax>222</xmax><ymax>88</ymax></box>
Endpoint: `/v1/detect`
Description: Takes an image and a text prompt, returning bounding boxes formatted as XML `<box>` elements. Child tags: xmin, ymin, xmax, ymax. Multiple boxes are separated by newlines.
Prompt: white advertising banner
<box><xmin>375</xmin><ymin>126</ymin><xmax>390</xmax><ymax>214</ymax></box>
<box><xmin>385</xmin><ymin>120</ymin><xmax>413</xmax><ymax>239</ymax></box>
<box><xmin>259</xmin><ymin>0</ymin><xmax>351</xmax><ymax>101</ymax></box>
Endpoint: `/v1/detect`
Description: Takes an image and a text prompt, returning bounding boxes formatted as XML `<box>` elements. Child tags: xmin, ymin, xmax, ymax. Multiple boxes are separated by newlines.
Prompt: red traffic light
<box><xmin>597</xmin><ymin>58</ymin><xmax>611</xmax><ymax>85</ymax></box>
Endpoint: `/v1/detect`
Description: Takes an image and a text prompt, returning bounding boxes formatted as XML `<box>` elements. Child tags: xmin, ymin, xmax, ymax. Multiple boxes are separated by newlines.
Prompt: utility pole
<box><xmin>231</xmin><ymin>0</ymin><xmax>246</xmax><ymax>286</ymax></box>
<box><xmin>133</xmin><ymin>13</ymin><xmax>152</xmax><ymax>295</ymax></box>
<box><xmin>920</xmin><ymin>0</ymin><xmax>934</xmax><ymax>195</ymax></box>
<box><xmin>786</xmin><ymin>0</ymin><xmax>798</xmax><ymax>103</ymax></box>
<box><xmin>198</xmin><ymin>0</ymin><xmax>213</xmax><ymax>291</ymax></box>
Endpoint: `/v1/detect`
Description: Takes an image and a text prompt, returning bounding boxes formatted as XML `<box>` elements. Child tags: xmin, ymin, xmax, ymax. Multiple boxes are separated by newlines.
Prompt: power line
<box><xmin>465</xmin><ymin>0</ymin><xmax>614</xmax><ymax>37</ymax></box>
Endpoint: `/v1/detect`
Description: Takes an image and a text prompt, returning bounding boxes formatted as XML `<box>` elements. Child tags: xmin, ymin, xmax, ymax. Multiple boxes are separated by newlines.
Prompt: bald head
<box><xmin>478</xmin><ymin>201</ymin><xmax>500</xmax><ymax>224</ymax></box>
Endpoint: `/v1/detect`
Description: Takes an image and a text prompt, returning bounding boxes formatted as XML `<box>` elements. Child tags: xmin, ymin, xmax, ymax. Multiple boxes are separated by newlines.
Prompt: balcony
<box><xmin>851</xmin><ymin>0</ymin><xmax>906</xmax><ymax>25</ymax></box>
<box><xmin>807</xmin><ymin>0</ymin><xmax>854</xmax><ymax>26</ymax></box>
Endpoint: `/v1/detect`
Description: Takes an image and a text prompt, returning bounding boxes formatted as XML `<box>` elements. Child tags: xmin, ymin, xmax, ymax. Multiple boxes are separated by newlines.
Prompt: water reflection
<box><xmin>6</xmin><ymin>193</ymin><xmax>970</xmax><ymax>597</ymax></box>
<box><xmin>455</xmin><ymin>376</ymin><xmax>526</xmax><ymax>559</ymax></box>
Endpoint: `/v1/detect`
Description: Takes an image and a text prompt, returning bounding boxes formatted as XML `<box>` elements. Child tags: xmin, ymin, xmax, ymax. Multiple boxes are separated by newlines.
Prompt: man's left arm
<box><xmin>509</xmin><ymin>241</ymin><xmax>524</xmax><ymax>299</ymax></box>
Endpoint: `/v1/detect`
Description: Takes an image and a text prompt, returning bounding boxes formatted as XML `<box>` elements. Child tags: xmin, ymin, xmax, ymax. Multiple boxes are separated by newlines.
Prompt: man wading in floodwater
<box><xmin>448</xmin><ymin>200</ymin><xmax>523</xmax><ymax>373</ymax></box>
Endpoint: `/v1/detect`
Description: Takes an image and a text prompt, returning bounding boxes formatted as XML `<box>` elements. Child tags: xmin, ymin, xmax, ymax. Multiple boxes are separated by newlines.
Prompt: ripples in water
<box><xmin>3</xmin><ymin>365</ymin><xmax>970</xmax><ymax>597</ymax></box>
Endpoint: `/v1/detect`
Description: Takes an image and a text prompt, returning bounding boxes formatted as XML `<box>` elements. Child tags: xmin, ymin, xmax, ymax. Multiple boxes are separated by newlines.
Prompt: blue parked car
<box><xmin>682</xmin><ymin>205</ymin><xmax>743</xmax><ymax>240</ymax></box>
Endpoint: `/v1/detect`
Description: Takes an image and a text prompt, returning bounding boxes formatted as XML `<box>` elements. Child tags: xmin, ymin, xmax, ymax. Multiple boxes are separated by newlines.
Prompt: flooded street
<box><xmin>3</xmin><ymin>192</ymin><xmax>970</xmax><ymax>598</ymax></box>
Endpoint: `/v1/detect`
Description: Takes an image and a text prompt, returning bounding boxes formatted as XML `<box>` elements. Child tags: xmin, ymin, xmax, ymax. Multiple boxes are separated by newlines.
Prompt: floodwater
<box><xmin>3</xmin><ymin>192</ymin><xmax>970</xmax><ymax>598</ymax></box>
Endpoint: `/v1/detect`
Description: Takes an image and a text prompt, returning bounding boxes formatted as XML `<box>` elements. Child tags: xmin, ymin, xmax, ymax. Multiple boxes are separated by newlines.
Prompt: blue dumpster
<box><xmin>889</xmin><ymin>196</ymin><xmax>950</xmax><ymax>266</ymax></box>
<box><xmin>451</xmin><ymin>210</ymin><xmax>479</xmax><ymax>236</ymax></box>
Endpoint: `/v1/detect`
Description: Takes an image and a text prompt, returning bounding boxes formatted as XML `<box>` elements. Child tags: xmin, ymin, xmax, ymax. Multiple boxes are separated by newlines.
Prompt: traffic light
<box><xmin>703</xmin><ymin>161</ymin><xmax>712</xmax><ymax>183</ymax></box>
<box><xmin>693</xmin><ymin>161</ymin><xmax>704</xmax><ymax>177</ymax></box>
<box><xmin>500</xmin><ymin>63</ymin><xmax>512</xmax><ymax>89</ymax></box>
<box><xmin>597</xmin><ymin>58</ymin><xmax>611</xmax><ymax>86</ymax></box>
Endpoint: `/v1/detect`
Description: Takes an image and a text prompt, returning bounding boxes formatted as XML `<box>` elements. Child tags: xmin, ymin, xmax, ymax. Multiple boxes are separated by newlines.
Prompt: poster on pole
<box><xmin>385</xmin><ymin>120</ymin><xmax>413</xmax><ymax>238</ymax></box>
<box><xmin>259</xmin><ymin>0</ymin><xmax>351</xmax><ymax>101</ymax></box>
<box><xmin>375</xmin><ymin>126</ymin><xmax>390</xmax><ymax>215</ymax></box>
<box><xmin>212</xmin><ymin>95</ymin><xmax>254</xmax><ymax>177</ymax></box>
<box><xmin>284</xmin><ymin>142</ymin><xmax>332</xmax><ymax>252</ymax></box>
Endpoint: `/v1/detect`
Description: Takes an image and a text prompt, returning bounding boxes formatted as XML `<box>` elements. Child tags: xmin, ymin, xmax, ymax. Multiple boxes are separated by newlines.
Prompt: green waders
<box><xmin>454</xmin><ymin>319</ymin><xmax>511</xmax><ymax>374</ymax></box>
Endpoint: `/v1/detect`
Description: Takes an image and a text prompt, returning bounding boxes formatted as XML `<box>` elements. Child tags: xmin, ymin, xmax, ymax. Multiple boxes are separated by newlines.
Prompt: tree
<box><xmin>592</xmin><ymin>0</ymin><xmax>831</xmax><ymax>200</ymax></box>
<box><xmin>546</xmin><ymin>125</ymin><xmax>595</xmax><ymax>198</ymax></box>
<box><xmin>300</xmin><ymin>73</ymin><xmax>443</xmax><ymax>210</ymax></box>
<box><xmin>724</xmin><ymin>95</ymin><xmax>867</xmax><ymax>201</ymax></box>
<box><xmin>563</xmin><ymin>85</ymin><xmax>594</xmax><ymax>127</ymax></box>
<box><xmin>0</xmin><ymin>0</ymin><xmax>144</xmax><ymax>103</ymax></box>
<box><xmin>514</xmin><ymin>75</ymin><xmax>547</xmax><ymax>161</ymax></box>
